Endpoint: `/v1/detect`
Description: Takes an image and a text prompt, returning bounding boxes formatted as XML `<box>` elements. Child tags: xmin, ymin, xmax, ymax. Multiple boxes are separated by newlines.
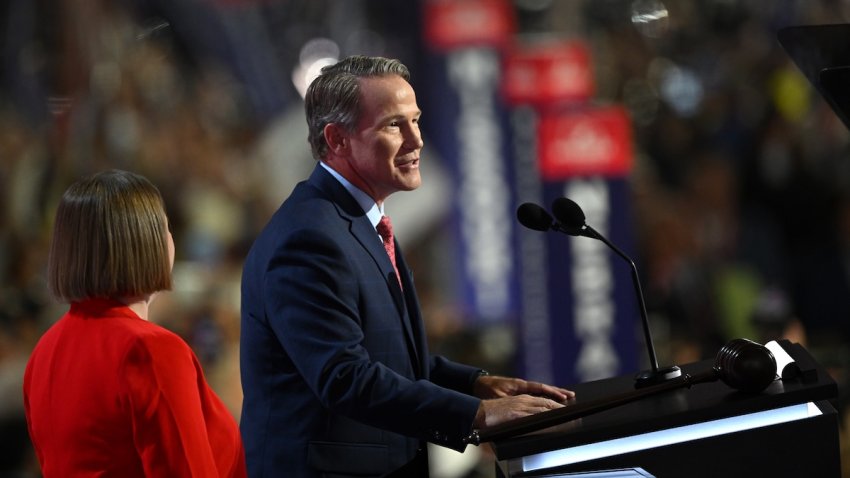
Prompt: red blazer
<box><xmin>23</xmin><ymin>299</ymin><xmax>247</xmax><ymax>478</ymax></box>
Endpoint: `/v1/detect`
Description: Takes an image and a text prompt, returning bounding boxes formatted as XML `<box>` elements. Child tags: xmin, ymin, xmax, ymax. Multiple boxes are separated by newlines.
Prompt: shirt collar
<box><xmin>320</xmin><ymin>161</ymin><xmax>384</xmax><ymax>229</ymax></box>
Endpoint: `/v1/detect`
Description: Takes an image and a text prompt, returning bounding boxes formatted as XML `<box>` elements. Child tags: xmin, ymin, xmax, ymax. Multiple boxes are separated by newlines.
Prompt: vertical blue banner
<box><xmin>513</xmin><ymin>172</ymin><xmax>640</xmax><ymax>386</ymax></box>
<box><xmin>419</xmin><ymin>48</ymin><xmax>520</xmax><ymax>324</ymax></box>
<box><xmin>511</xmin><ymin>108</ymin><xmax>640</xmax><ymax>387</ymax></box>
<box><xmin>544</xmin><ymin>178</ymin><xmax>639</xmax><ymax>385</ymax></box>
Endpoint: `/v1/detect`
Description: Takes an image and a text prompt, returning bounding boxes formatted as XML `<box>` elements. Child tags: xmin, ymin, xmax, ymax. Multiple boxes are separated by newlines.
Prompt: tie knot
<box><xmin>377</xmin><ymin>215</ymin><xmax>393</xmax><ymax>243</ymax></box>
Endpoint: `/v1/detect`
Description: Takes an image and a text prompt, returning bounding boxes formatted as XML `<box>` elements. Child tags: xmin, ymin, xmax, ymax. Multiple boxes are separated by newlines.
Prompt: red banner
<box><xmin>423</xmin><ymin>0</ymin><xmax>515</xmax><ymax>51</ymax></box>
<box><xmin>502</xmin><ymin>40</ymin><xmax>594</xmax><ymax>106</ymax></box>
<box><xmin>537</xmin><ymin>106</ymin><xmax>633</xmax><ymax>179</ymax></box>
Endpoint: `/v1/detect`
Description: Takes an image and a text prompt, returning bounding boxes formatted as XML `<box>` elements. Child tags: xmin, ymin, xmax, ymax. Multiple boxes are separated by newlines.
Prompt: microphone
<box><xmin>470</xmin><ymin>338</ymin><xmax>776</xmax><ymax>444</ymax></box>
<box><xmin>516</xmin><ymin>202</ymin><xmax>556</xmax><ymax>231</ymax></box>
<box><xmin>713</xmin><ymin>338</ymin><xmax>777</xmax><ymax>393</ymax></box>
<box><xmin>516</xmin><ymin>202</ymin><xmax>574</xmax><ymax>234</ymax></box>
<box><xmin>549</xmin><ymin>196</ymin><xmax>588</xmax><ymax>237</ymax></box>
<box><xmin>549</xmin><ymin>197</ymin><xmax>681</xmax><ymax>388</ymax></box>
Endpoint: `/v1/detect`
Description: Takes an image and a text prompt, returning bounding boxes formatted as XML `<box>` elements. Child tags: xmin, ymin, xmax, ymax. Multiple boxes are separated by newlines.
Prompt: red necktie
<box><xmin>377</xmin><ymin>215</ymin><xmax>402</xmax><ymax>288</ymax></box>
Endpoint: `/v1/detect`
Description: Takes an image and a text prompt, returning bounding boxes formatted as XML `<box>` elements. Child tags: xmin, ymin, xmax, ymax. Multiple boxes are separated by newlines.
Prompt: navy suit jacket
<box><xmin>240</xmin><ymin>165</ymin><xmax>482</xmax><ymax>477</ymax></box>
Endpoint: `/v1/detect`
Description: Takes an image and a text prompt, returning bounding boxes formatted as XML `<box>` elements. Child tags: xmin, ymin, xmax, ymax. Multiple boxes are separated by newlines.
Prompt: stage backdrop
<box><xmin>421</xmin><ymin>0</ymin><xmax>639</xmax><ymax>386</ymax></box>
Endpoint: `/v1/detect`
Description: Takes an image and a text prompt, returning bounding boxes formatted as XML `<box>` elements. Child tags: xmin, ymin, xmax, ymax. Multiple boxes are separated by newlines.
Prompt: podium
<box><xmin>490</xmin><ymin>341</ymin><xmax>840</xmax><ymax>477</ymax></box>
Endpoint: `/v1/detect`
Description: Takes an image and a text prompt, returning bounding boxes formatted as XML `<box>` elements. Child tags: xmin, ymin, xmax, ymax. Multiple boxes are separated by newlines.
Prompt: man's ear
<box><xmin>324</xmin><ymin>123</ymin><xmax>348</xmax><ymax>155</ymax></box>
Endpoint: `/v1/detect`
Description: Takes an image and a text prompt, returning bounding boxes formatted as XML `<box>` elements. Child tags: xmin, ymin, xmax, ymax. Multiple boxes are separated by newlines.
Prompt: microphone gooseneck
<box><xmin>548</xmin><ymin>197</ymin><xmax>681</xmax><ymax>388</ymax></box>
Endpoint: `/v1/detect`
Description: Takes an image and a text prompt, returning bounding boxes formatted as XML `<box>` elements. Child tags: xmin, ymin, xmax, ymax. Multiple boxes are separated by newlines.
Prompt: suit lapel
<box><xmin>395</xmin><ymin>245</ymin><xmax>428</xmax><ymax>378</ymax></box>
<box><xmin>309</xmin><ymin>166</ymin><xmax>423</xmax><ymax>377</ymax></box>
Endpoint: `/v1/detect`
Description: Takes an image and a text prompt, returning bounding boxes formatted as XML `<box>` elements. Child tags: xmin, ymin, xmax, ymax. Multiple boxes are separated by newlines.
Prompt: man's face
<box><xmin>344</xmin><ymin>75</ymin><xmax>423</xmax><ymax>204</ymax></box>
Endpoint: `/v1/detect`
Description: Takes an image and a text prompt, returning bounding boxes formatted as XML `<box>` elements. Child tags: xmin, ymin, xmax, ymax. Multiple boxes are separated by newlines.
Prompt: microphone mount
<box><xmin>549</xmin><ymin>197</ymin><xmax>682</xmax><ymax>388</ymax></box>
<box><xmin>518</xmin><ymin>198</ymin><xmax>682</xmax><ymax>388</ymax></box>
<box><xmin>587</xmin><ymin>222</ymin><xmax>681</xmax><ymax>388</ymax></box>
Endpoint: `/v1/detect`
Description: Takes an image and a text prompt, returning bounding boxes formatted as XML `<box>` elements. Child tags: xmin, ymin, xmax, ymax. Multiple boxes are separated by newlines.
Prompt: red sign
<box><xmin>423</xmin><ymin>0</ymin><xmax>515</xmax><ymax>51</ymax></box>
<box><xmin>502</xmin><ymin>40</ymin><xmax>594</xmax><ymax>106</ymax></box>
<box><xmin>537</xmin><ymin>106</ymin><xmax>633</xmax><ymax>179</ymax></box>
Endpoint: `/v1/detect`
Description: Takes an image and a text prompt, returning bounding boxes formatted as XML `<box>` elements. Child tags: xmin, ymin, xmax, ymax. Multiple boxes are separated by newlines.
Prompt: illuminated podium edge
<box><xmin>491</xmin><ymin>342</ymin><xmax>840</xmax><ymax>478</ymax></box>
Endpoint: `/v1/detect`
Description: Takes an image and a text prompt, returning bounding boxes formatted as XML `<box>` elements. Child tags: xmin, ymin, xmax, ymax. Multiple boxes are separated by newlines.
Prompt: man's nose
<box><xmin>405</xmin><ymin>128</ymin><xmax>424</xmax><ymax>150</ymax></box>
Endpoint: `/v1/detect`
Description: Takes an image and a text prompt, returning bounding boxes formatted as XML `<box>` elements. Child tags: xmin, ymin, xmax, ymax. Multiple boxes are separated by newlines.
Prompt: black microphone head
<box><xmin>551</xmin><ymin>197</ymin><xmax>586</xmax><ymax>235</ymax></box>
<box><xmin>516</xmin><ymin>202</ymin><xmax>554</xmax><ymax>232</ymax></box>
<box><xmin>714</xmin><ymin>338</ymin><xmax>777</xmax><ymax>393</ymax></box>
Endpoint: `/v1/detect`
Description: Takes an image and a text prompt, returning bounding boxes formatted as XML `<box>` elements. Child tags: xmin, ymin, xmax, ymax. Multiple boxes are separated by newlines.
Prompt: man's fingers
<box><xmin>543</xmin><ymin>384</ymin><xmax>576</xmax><ymax>401</ymax></box>
<box><xmin>539</xmin><ymin>397</ymin><xmax>565</xmax><ymax>411</ymax></box>
<box><xmin>523</xmin><ymin>381</ymin><xmax>576</xmax><ymax>402</ymax></box>
<box><xmin>518</xmin><ymin>395</ymin><xmax>565</xmax><ymax>414</ymax></box>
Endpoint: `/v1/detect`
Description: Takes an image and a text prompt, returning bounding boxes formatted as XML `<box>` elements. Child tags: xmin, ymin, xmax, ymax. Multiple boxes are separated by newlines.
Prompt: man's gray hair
<box><xmin>305</xmin><ymin>55</ymin><xmax>411</xmax><ymax>160</ymax></box>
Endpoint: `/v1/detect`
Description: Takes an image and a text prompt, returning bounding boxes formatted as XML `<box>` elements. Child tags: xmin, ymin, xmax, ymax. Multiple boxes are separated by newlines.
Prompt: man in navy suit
<box><xmin>239</xmin><ymin>55</ymin><xmax>574</xmax><ymax>478</ymax></box>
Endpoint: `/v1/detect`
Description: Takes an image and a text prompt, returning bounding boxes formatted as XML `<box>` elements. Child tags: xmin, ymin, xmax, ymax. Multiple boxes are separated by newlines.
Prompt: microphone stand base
<box><xmin>634</xmin><ymin>365</ymin><xmax>682</xmax><ymax>389</ymax></box>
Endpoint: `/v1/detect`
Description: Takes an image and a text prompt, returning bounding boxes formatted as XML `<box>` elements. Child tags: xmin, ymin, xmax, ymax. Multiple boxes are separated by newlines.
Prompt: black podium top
<box><xmin>490</xmin><ymin>342</ymin><xmax>837</xmax><ymax>461</ymax></box>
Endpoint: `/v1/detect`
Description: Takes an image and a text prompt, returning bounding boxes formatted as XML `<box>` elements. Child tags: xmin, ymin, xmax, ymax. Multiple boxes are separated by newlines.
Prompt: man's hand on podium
<box><xmin>472</xmin><ymin>375</ymin><xmax>576</xmax><ymax>428</ymax></box>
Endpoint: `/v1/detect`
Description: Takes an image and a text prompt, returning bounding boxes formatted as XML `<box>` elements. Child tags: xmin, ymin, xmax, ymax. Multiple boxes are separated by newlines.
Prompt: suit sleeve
<box><xmin>264</xmin><ymin>228</ymin><xmax>480</xmax><ymax>450</ymax></box>
<box><xmin>121</xmin><ymin>331</ymin><xmax>247</xmax><ymax>477</ymax></box>
<box><xmin>428</xmin><ymin>355</ymin><xmax>484</xmax><ymax>396</ymax></box>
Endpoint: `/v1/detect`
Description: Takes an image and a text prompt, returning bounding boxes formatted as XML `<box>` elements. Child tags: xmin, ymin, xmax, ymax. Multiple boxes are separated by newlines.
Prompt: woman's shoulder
<box><xmin>113</xmin><ymin>317</ymin><xmax>196</xmax><ymax>369</ymax></box>
<box><xmin>129</xmin><ymin>320</ymin><xmax>191</xmax><ymax>349</ymax></box>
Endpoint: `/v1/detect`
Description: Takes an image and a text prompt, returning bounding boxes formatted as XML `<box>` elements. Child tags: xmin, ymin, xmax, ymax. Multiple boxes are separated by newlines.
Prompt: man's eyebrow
<box><xmin>383</xmin><ymin>111</ymin><xmax>422</xmax><ymax>122</ymax></box>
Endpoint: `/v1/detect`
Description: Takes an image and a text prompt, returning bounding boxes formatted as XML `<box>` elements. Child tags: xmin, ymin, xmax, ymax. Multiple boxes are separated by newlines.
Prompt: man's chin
<box><xmin>396</xmin><ymin>174</ymin><xmax>421</xmax><ymax>192</ymax></box>
<box><xmin>404</xmin><ymin>179</ymin><xmax>422</xmax><ymax>191</ymax></box>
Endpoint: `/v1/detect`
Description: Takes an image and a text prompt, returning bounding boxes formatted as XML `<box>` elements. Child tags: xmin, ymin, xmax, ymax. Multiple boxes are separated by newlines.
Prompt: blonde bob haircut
<box><xmin>47</xmin><ymin>169</ymin><xmax>173</xmax><ymax>302</ymax></box>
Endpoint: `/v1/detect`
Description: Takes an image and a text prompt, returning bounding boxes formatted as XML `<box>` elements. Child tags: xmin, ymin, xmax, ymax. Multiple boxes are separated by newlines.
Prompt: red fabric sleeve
<box><xmin>122</xmin><ymin>330</ymin><xmax>246</xmax><ymax>478</ymax></box>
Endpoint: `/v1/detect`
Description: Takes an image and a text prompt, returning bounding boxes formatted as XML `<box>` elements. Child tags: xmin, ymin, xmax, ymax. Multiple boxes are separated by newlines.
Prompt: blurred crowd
<box><xmin>3</xmin><ymin>0</ymin><xmax>850</xmax><ymax>476</ymax></box>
